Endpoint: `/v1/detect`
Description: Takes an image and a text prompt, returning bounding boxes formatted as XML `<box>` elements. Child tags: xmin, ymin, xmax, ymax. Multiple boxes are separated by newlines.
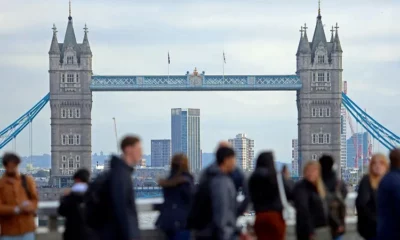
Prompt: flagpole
<box><xmin>168</xmin><ymin>51</ymin><xmax>170</xmax><ymax>81</ymax></box>
<box><xmin>223</xmin><ymin>51</ymin><xmax>225</xmax><ymax>81</ymax></box>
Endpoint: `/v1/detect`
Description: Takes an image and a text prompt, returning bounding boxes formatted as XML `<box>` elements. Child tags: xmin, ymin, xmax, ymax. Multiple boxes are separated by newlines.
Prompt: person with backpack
<box><xmin>356</xmin><ymin>153</ymin><xmax>388</xmax><ymax>240</ymax></box>
<box><xmin>86</xmin><ymin>135</ymin><xmax>143</xmax><ymax>240</ymax></box>
<box><xmin>58</xmin><ymin>168</ymin><xmax>92</xmax><ymax>240</ymax></box>
<box><xmin>293</xmin><ymin>161</ymin><xmax>330</xmax><ymax>240</ymax></box>
<box><xmin>319</xmin><ymin>155</ymin><xmax>347</xmax><ymax>240</ymax></box>
<box><xmin>248</xmin><ymin>152</ymin><xmax>292</xmax><ymax>240</ymax></box>
<box><xmin>188</xmin><ymin>147</ymin><xmax>239</xmax><ymax>240</ymax></box>
<box><xmin>0</xmin><ymin>153</ymin><xmax>38</xmax><ymax>240</ymax></box>
<box><xmin>156</xmin><ymin>153</ymin><xmax>194</xmax><ymax>240</ymax></box>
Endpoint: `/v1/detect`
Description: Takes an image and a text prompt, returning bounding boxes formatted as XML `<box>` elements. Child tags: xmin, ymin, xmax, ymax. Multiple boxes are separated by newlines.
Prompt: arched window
<box><xmin>75</xmin><ymin>108</ymin><xmax>80</xmax><ymax>118</ymax></box>
<box><xmin>68</xmin><ymin>135</ymin><xmax>74</xmax><ymax>145</ymax></box>
<box><xmin>312</xmin><ymin>154</ymin><xmax>318</xmax><ymax>160</ymax></box>
<box><xmin>76</xmin><ymin>155</ymin><xmax>80</xmax><ymax>162</ymax></box>
<box><xmin>68</xmin><ymin>158</ymin><xmax>74</xmax><ymax>168</ymax></box>
<box><xmin>325</xmin><ymin>134</ymin><xmax>331</xmax><ymax>144</ymax></box>
<box><xmin>318</xmin><ymin>134</ymin><xmax>324</xmax><ymax>144</ymax></box>
<box><xmin>74</xmin><ymin>135</ymin><xmax>80</xmax><ymax>145</ymax></box>
<box><xmin>61</xmin><ymin>109</ymin><xmax>67</xmax><ymax>118</ymax></box>
<box><xmin>67</xmin><ymin>56</ymin><xmax>74</xmax><ymax>64</ymax></box>
<box><xmin>312</xmin><ymin>134</ymin><xmax>317</xmax><ymax>144</ymax></box>
<box><xmin>312</xmin><ymin>108</ymin><xmax>317</xmax><ymax>117</ymax></box>
<box><xmin>62</xmin><ymin>135</ymin><xmax>67</xmax><ymax>145</ymax></box>
<box><xmin>318</xmin><ymin>55</ymin><xmax>324</xmax><ymax>64</ymax></box>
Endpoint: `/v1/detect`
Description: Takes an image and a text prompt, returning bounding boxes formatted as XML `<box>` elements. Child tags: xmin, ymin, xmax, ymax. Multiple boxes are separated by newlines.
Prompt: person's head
<box><xmin>216</xmin><ymin>147</ymin><xmax>236</xmax><ymax>173</ymax></box>
<box><xmin>73</xmin><ymin>168</ymin><xmax>90</xmax><ymax>183</ymax></box>
<box><xmin>255</xmin><ymin>152</ymin><xmax>276</xmax><ymax>172</ymax></box>
<box><xmin>120</xmin><ymin>135</ymin><xmax>142</xmax><ymax>166</ymax></box>
<box><xmin>389</xmin><ymin>148</ymin><xmax>400</xmax><ymax>169</ymax></box>
<box><xmin>369</xmin><ymin>153</ymin><xmax>389</xmax><ymax>189</ymax></box>
<box><xmin>170</xmin><ymin>153</ymin><xmax>190</xmax><ymax>176</ymax></box>
<box><xmin>282</xmin><ymin>165</ymin><xmax>290</xmax><ymax>178</ymax></box>
<box><xmin>319</xmin><ymin>154</ymin><xmax>334</xmax><ymax>174</ymax></box>
<box><xmin>2</xmin><ymin>153</ymin><xmax>21</xmax><ymax>177</ymax></box>
<box><xmin>216</xmin><ymin>141</ymin><xmax>232</xmax><ymax>150</ymax></box>
<box><xmin>303</xmin><ymin>161</ymin><xmax>325</xmax><ymax>198</ymax></box>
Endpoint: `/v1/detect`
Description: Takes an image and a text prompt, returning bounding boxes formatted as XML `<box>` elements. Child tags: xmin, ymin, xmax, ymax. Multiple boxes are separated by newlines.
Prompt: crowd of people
<box><xmin>0</xmin><ymin>135</ymin><xmax>399</xmax><ymax>240</ymax></box>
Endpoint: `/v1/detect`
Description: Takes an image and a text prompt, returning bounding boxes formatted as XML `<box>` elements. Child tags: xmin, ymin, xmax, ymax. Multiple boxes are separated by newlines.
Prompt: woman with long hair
<box><xmin>156</xmin><ymin>154</ymin><xmax>194</xmax><ymax>240</ymax></box>
<box><xmin>356</xmin><ymin>153</ymin><xmax>389</xmax><ymax>240</ymax></box>
<box><xmin>248</xmin><ymin>152</ymin><xmax>291</xmax><ymax>240</ymax></box>
<box><xmin>293</xmin><ymin>161</ymin><xmax>330</xmax><ymax>240</ymax></box>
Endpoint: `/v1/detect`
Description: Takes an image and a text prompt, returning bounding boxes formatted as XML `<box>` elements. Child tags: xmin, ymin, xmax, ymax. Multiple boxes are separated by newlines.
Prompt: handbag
<box><xmin>276</xmin><ymin>173</ymin><xmax>290</xmax><ymax>221</ymax></box>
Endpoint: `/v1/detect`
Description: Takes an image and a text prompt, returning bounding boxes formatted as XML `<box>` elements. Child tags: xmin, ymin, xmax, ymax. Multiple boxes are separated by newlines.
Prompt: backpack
<box><xmin>186</xmin><ymin>179</ymin><xmax>212</xmax><ymax>230</ymax></box>
<box><xmin>83</xmin><ymin>171</ymin><xmax>110</xmax><ymax>229</ymax></box>
<box><xmin>326</xmin><ymin>180</ymin><xmax>346</xmax><ymax>237</ymax></box>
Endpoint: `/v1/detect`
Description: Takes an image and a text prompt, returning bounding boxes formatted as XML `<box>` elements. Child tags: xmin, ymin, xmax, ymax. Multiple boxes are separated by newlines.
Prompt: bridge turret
<box><xmin>80</xmin><ymin>24</ymin><xmax>92</xmax><ymax>71</ymax></box>
<box><xmin>331</xmin><ymin>23</ymin><xmax>343</xmax><ymax>69</ymax></box>
<box><xmin>296</xmin><ymin>24</ymin><xmax>311</xmax><ymax>70</ymax></box>
<box><xmin>49</xmin><ymin>24</ymin><xmax>60</xmax><ymax>70</ymax></box>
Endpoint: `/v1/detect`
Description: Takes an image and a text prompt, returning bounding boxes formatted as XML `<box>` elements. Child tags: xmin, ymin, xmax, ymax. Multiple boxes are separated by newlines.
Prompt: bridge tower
<box><xmin>296</xmin><ymin>6</ymin><xmax>343</xmax><ymax>176</ymax></box>
<box><xmin>48</xmin><ymin>8</ymin><xmax>93</xmax><ymax>186</ymax></box>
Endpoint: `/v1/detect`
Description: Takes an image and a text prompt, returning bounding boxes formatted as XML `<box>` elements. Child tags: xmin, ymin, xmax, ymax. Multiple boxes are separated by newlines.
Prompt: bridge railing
<box><xmin>35</xmin><ymin>193</ymin><xmax>361</xmax><ymax>240</ymax></box>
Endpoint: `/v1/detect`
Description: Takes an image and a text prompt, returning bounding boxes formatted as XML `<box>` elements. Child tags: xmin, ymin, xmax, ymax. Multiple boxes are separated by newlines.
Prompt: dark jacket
<box><xmin>99</xmin><ymin>156</ymin><xmax>140</xmax><ymax>240</ymax></box>
<box><xmin>377</xmin><ymin>168</ymin><xmax>400</xmax><ymax>239</ymax></box>
<box><xmin>58</xmin><ymin>183</ymin><xmax>92</xmax><ymax>240</ymax></box>
<box><xmin>293</xmin><ymin>179</ymin><xmax>328</xmax><ymax>240</ymax></box>
<box><xmin>196</xmin><ymin>164</ymin><xmax>238</xmax><ymax>240</ymax></box>
<box><xmin>322</xmin><ymin>170</ymin><xmax>347</xmax><ymax>198</ymax></box>
<box><xmin>156</xmin><ymin>172</ymin><xmax>194</xmax><ymax>233</ymax></box>
<box><xmin>356</xmin><ymin>175</ymin><xmax>377</xmax><ymax>239</ymax></box>
<box><xmin>248</xmin><ymin>168</ymin><xmax>292</xmax><ymax>213</ymax></box>
<box><xmin>230</xmin><ymin>167</ymin><xmax>249</xmax><ymax>216</ymax></box>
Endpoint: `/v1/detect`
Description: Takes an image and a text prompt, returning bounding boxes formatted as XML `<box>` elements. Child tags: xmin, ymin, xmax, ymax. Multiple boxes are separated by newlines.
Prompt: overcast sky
<box><xmin>0</xmin><ymin>0</ymin><xmax>399</xmax><ymax>162</ymax></box>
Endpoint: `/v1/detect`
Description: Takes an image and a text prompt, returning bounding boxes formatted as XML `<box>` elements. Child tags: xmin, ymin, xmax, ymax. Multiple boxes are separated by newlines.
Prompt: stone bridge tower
<box><xmin>48</xmin><ymin>9</ymin><xmax>93</xmax><ymax>187</ymax></box>
<box><xmin>296</xmin><ymin>7</ymin><xmax>343</xmax><ymax>176</ymax></box>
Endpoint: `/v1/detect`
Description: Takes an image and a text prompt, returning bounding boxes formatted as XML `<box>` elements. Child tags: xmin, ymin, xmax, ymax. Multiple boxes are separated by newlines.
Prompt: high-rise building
<box><xmin>171</xmin><ymin>108</ymin><xmax>201</xmax><ymax>172</ymax></box>
<box><xmin>346</xmin><ymin>132</ymin><xmax>369</xmax><ymax>169</ymax></box>
<box><xmin>151</xmin><ymin>140</ymin><xmax>171</xmax><ymax>167</ymax></box>
<box><xmin>49</xmin><ymin>11</ymin><xmax>92</xmax><ymax>187</ymax></box>
<box><xmin>228</xmin><ymin>134</ymin><xmax>255</xmax><ymax>171</ymax></box>
<box><xmin>291</xmin><ymin>139</ymin><xmax>299</xmax><ymax>177</ymax></box>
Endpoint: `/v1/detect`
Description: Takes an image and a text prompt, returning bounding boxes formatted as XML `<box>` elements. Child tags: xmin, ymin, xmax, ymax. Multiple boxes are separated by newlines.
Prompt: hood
<box><xmin>110</xmin><ymin>155</ymin><xmax>134</xmax><ymax>173</ymax></box>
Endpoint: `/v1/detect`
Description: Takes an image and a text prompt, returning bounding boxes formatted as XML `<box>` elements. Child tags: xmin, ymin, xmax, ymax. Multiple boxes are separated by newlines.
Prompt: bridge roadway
<box><xmin>36</xmin><ymin>193</ymin><xmax>363</xmax><ymax>240</ymax></box>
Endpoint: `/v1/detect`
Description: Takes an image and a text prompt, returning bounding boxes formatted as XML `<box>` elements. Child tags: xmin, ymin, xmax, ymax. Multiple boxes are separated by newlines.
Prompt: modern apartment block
<box><xmin>229</xmin><ymin>133</ymin><xmax>255</xmax><ymax>171</ymax></box>
<box><xmin>151</xmin><ymin>140</ymin><xmax>171</xmax><ymax>167</ymax></box>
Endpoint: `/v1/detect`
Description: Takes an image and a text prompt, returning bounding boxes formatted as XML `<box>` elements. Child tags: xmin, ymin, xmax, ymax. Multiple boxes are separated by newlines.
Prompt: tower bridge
<box><xmin>0</xmin><ymin>5</ymin><xmax>399</xmax><ymax>187</ymax></box>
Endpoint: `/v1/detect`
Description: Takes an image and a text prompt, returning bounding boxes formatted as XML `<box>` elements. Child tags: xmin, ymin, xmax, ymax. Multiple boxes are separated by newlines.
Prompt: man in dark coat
<box><xmin>58</xmin><ymin>169</ymin><xmax>91</xmax><ymax>240</ymax></box>
<box><xmin>377</xmin><ymin>149</ymin><xmax>400</xmax><ymax>239</ymax></box>
<box><xmin>98</xmin><ymin>136</ymin><xmax>143</xmax><ymax>240</ymax></box>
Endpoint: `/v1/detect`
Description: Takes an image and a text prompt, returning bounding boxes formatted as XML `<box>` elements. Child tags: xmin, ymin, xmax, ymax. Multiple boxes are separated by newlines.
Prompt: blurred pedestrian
<box><xmin>377</xmin><ymin>149</ymin><xmax>400</xmax><ymax>239</ymax></box>
<box><xmin>281</xmin><ymin>164</ymin><xmax>295</xmax><ymax>192</ymax></box>
<box><xmin>156</xmin><ymin>154</ymin><xmax>194</xmax><ymax>240</ymax></box>
<box><xmin>293</xmin><ymin>161</ymin><xmax>329</xmax><ymax>240</ymax></box>
<box><xmin>0</xmin><ymin>153</ymin><xmax>38</xmax><ymax>240</ymax></box>
<box><xmin>248</xmin><ymin>152</ymin><xmax>292</xmax><ymax>240</ymax></box>
<box><xmin>319</xmin><ymin>155</ymin><xmax>347</xmax><ymax>239</ymax></box>
<box><xmin>58</xmin><ymin>168</ymin><xmax>93</xmax><ymax>240</ymax></box>
<box><xmin>356</xmin><ymin>153</ymin><xmax>388</xmax><ymax>240</ymax></box>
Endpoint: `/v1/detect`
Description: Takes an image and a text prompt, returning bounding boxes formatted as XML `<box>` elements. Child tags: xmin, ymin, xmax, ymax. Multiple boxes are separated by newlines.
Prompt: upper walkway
<box><xmin>90</xmin><ymin>74</ymin><xmax>301</xmax><ymax>91</ymax></box>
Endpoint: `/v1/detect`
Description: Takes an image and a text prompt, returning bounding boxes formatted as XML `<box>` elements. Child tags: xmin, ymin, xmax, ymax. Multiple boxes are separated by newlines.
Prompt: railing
<box><xmin>35</xmin><ymin>193</ymin><xmax>362</xmax><ymax>240</ymax></box>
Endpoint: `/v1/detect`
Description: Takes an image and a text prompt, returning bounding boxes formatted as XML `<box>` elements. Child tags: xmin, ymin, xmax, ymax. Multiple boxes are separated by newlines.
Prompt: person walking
<box><xmin>156</xmin><ymin>154</ymin><xmax>194</xmax><ymax>240</ymax></box>
<box><xmin>58</xmin><ymin>168</ymin><xmax>92</xmax><ymax>240</ymax></box>
<box><xmin>377</xmin><ymin>149</ymin><xmax>400</xmax><ymax>239</ymax></box>
<box><xmin>189</xmin><ymin>147</ymin><xmax>239</xmax><ymax>240</ymax></box>
<box><xmin>356</xmin><ymin>153</ymin><xmax>388</xmax><ymax>240</ymax></box>
<box><xmin>248</xmin><ymin>152</ymin><xmax>292</xmax><ymax>240</ymax></box>
<box><xmin>0</xmin><ymin>153</ymin><xmax>38</xmax><ymax>240</ymax></box>
<box><xmin>281</xmin><ymin>164</ymin><xmax>295</xmax><ymax>193</ymax></box>
<box><xmin>319</xmin><ymin>155</ymin><xmax>347</xmax><ymax>239</ymax></box>
<box><xmin>87</xmin><ymin>136</ymin><xmax>143</xmax><ymax>240</ymax></box>
<box><xmin>293</xmin><ymin>161</ymin><xmax>329</xmax><ymax>240</ymax></box>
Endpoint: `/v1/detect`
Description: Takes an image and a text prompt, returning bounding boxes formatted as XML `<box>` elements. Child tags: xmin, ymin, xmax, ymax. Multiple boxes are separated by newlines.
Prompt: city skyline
<box><xmin>0</xmin><ymin>1</ymin><xmax>399</xmax><ymax>163</ymax></box>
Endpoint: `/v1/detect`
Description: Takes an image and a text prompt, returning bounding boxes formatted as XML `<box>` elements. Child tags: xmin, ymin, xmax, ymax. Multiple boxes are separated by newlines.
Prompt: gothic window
<box><xmin>61</xmin><ymin>135</ymin><xmax>67</xmax><ymax>145</ymax></box>
<box><xmin>68</xmin><ymin>135</ymin><xmax>74</xmax><ymax>145</ymax></box>
<box><xmin>74</xmin><ymin>135</ymin><xmax>81</xmax><ymax>145</ymax></box>
<box><xmin>62</xmin><ymin>156</ymin><xmax>67</xmax><ymax>162</ymax></box>
<box><xmin>68</xmin><ymin>109</ymin><xmax>73</xmax><ymax>118</ymax></box>
<box><xmin>318</xmin><ymin>73</ymin><xmax>325</xmax><ymax>82</ymax></box>
<box><xmin>62</xmin><ymin>163</ymin><xmax>66</xmax><ymax>169</ymax></box>
<box><xmin>326</xmin><ymin>72</ymin><xmax>330</xmax><ymax>82</ymax></box>
<box><xmin>324</xmin><ymin>134</ymin><xmax>331</xmax><ymax>144</ymax></box>
<box><xmin>326</xmin><ymin>108</ymin><xmax>331</xmax><ymax>117</ymax></box>
<box><xmin>61</xmin><ymin>109</ymin><xmax>67</xmax><ymax>118</ymax></box>
<box><xmin>67</xmin><ymin>56</ymin><xmax>74</xmax><ymax>64</ymax></box>
<box><xmin>76</xmin><ymin>163</ymin><xmax>80</xmax><ymax>169</ymax></box>
<box><xmin>312</xmin><ymin>154</ymin><xmax>318</xmax><ymax>160</ymax></box>
<box><xmin>319</xmin><ymin>108</ymin><xmax>324</xmax><ymax>117</ymax></box>
<box><xmin>67</xmin><ymin>74</ymin><xmax>74</xmax><ymax>83</ymax></box>
<box><xmin>75</xmin><ymin>108</ymin><xmax>80</xmax><ymax>118</ymax></box>
<box><xmin>312</xmin><ymin>73</ymin><xmax>316</xmax><ymax>82</ymax></box>
<box><xmin>68</xmin><ymin>158</ymin><xmax>74</xmax><ymax>168</ymax></box>
<box><xmin>318</xmin><ymin>55</ymin><xmax>325</xmax><ymax>64</ymax></box>
<box><xmin>61</xmin><ymin>74</ymin><xmax>65</xmax><ymax>83</ymax></box>
<box><xmin>312</xmin><ymin>134</ymin><xmax>318</xmax><ymax>144</ymax></box>
<box><xmin>318</xmin><ymin>134</ymin><xmax>324</xmax><ymax>144</ymax></box>
<box><xmin>75</xmin><ymin>74</ymin><xmax>79</xmax><ymax>83</ymax></box>
<box><xmin>76</xmin><ymin>155</ymin><xmax>80</xmax><ymax>162</ymax></box>
<box><xmin>312</xmin><ymin>108</ymin><xmax>317</xmax><ymax>117</ymax></box>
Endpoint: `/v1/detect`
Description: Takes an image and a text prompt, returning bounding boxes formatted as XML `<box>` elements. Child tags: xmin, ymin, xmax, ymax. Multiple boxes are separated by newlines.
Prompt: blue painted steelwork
<box><xmin>90</xmin><ymin>74</ymin><xmax>302</xmax><ymax>91</ymax></box>
<box><xmin>0</xmin><ymin>93</ymin><xmax>50</xmax><ymax>150</ymax></box>
<box><xmin>342</xmin><ymin>93</ymin><xmax>399</xmax><ymax>150</ymax></box>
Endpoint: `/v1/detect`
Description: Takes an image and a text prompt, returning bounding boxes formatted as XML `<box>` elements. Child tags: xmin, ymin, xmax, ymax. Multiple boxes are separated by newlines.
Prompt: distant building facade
<box><xmin>229</xmin><ymin>134</ymin><xmax>254</xmax><ymax>171</ymax></box>
<box><xmin>340</xmin><ymin>93</ymin><xmax>347</xmax><ymax>174</ymax></box>
<box><xmin>291</xmin><ymin>139</ymin><xmax>299</xmax><ymax>177</ymax></box>
<box><xmin>346</xmin><ymin>132</ymin><xmax>369</xmax><ymax>168</ymax></box>
<box><xmin>171</xmin><ymin>108</ymin><xmax>201</xmax><ymax>173</ymax></box>
<box><xmin>151</xmin><ymin>140</ymin><xmax>171</xmax><ymax>167</ymax></box>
